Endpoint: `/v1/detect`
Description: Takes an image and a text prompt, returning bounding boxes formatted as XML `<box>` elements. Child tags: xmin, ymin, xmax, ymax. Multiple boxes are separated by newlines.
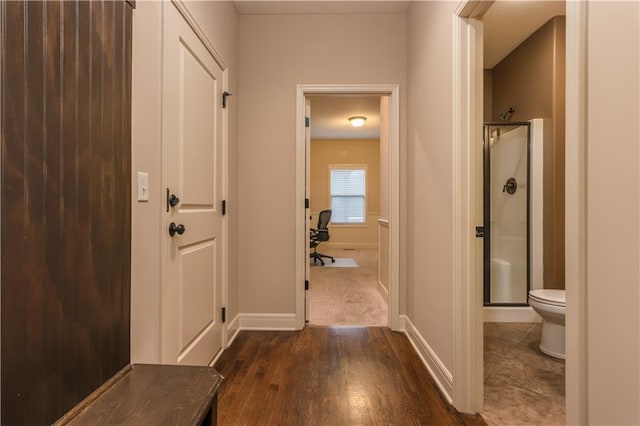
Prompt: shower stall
<box><xmin>483</xmin><ymin>122</ymin><xmax>531</xmax><ymax>306</ymax></box>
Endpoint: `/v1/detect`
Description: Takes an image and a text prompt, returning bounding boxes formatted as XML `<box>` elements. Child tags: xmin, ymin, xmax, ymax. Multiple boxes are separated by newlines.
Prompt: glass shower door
<box><xmin>483</xmin><ymin>123</ymin><xmax>530</xmax><ymax>305</ymax></box>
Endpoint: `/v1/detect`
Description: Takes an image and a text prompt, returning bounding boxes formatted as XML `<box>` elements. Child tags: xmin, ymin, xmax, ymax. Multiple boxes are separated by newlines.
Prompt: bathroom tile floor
<box><xmin>482</xmin><ymin>322</ymin><xmax>565</xmax><ymax>425</ymax></box>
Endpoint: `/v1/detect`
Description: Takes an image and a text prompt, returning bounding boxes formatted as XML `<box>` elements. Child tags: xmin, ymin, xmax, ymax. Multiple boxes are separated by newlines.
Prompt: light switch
<box><xmin>137</xmin><ymin>172</ymin><xmax>149</xmax><ymax>202</ymax></box>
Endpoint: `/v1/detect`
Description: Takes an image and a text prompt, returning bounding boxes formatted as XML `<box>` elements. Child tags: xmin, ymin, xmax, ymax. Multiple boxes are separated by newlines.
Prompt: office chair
<box><xmin>310</xmin><ymin>209</ymin><xmax>335</xmax><ymax>266</ymax></box>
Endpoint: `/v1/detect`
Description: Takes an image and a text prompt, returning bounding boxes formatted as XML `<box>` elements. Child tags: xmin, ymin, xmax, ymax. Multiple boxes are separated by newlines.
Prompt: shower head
<box><xmin>497</xmin><ymin>107</ymin><xmax>517</xmax><ymax>121</ymax></box>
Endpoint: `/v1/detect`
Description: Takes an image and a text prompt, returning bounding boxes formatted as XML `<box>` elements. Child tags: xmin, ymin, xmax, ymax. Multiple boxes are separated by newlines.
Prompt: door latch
<box><xmin>166</xmin><ymin>188</ymin><xmax>180</xmax><ymax>212</ymax></box>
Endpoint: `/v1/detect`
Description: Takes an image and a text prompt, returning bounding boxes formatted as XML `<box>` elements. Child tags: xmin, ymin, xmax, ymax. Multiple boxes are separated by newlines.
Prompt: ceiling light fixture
<box><xmin>348</xmin><ymin>116</ymin><xmax>367</xmax><ymax>127</ymax></box>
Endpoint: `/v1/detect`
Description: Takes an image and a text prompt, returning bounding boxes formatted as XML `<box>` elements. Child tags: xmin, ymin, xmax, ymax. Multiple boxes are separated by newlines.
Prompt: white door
<box><xmin>162</xmin><ymin>3</ymin><xmax>224</xmax><ymax>365</ymax></box>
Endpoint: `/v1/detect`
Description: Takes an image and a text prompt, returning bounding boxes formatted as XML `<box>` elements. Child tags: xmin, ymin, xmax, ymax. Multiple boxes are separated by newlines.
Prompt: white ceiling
<box><xmin>309</xmin><ymin>96</ymin><xmax>381</xmax><ymax>139</ymax></box>
<box><xmin>483</xmin><ymin>0</ymin><xmax>566</xmax><ymax>68</ymax></box>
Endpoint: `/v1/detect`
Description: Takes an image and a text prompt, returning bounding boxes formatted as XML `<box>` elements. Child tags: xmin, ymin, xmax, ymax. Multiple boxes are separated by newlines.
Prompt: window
<box><xmin>330</xmin><ymin>166</ymin><xmax>366</xmax><ymax>224</ymax></box>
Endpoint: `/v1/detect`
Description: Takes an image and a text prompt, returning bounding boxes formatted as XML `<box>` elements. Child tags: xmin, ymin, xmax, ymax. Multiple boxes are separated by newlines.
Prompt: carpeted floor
<box><xmin>308</xmin><ymin>248</ymin><xmax>388</xmax><ymax>326</ymax></box>
<box><xmin>310</xmin><ymin>257</ymin><xmax>358</xmax><ymax>268</ymax></box>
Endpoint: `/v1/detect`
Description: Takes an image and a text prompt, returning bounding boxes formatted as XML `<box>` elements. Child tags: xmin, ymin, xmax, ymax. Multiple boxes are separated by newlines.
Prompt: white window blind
<box><xmin>330</xmin><ymin>168</ymin><xmax>366</xmax><ymax>223</ymax></box>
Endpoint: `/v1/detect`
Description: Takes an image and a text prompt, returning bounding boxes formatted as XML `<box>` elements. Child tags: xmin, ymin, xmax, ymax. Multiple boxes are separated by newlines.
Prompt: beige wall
<box><xmin>582</xmin><ymin>2</ymin><xmax>639</xmax><ymax>422</ymax></box>
<box><xmin>310</xmin><ymin>138</ymin><xmax>380</xmax><ymax>247</ymax></box>
<box><xmin>406</xmin><ymin>1</ymin><xmax>457</xmax><ymax>374</ymax></box>
<box><xmin>483</xmin><ymin>69</ymin><xmax>493</xmax><ymax>122</ymax></box>
<box><xmin>130</xmin><ymin>1</ymin><xmax>239</xmax><ymax>362</ymax></box>
<box><xmin>238</xmin><ymin>13</ymin><xmax>406</xmax><ymax>314</ymax></box>
<box><xmin>131</xmin><ymin>0</ymin><xmax>163</xmax><ymax>363</ymax></box>
<box><xmin>489</xmin><ymin>16</ymin><xmax>566</xmax><ymax>290</ymax></box>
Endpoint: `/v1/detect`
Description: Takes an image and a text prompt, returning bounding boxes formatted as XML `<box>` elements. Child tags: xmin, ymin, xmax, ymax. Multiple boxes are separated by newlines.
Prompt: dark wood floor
<box><xmin>214</xmin><ymin>326</ymin><xmax>485</xmax><ymax>425</ymax></box>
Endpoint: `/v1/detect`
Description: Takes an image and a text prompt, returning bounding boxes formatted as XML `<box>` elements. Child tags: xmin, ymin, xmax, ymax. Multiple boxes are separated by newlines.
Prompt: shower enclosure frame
<box><xmin>483</xmin><ymin>122</ymin><xmax>531</xmax><ymax>306</ymax></box>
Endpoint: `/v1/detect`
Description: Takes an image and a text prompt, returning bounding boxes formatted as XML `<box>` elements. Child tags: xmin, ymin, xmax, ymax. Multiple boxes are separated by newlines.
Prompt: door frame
<box><xmin>452</xmin><ymin>0</ymin><xmax>588</xmax><ymax>419</ymax></box>
<box><xmin>452</xmin><ymin>1</ymin><xmax>488</xmax><ymax>413</ymax></box>
<box><xmin>160</xmin><ymin>0</ymin><xmax>230</xmax><ymax>363</ymax></box>
<box><xmin>295</xmin><ymin>84</ymin><xmax>400</xmax><ymax>331</ymax></box>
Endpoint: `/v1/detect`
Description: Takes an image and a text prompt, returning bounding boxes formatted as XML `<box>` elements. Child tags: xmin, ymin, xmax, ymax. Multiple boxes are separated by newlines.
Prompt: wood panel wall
<box><xmin>0</xmin><ymin>1</ymin><xmax>132</xmax><ymax>424</ymax></box>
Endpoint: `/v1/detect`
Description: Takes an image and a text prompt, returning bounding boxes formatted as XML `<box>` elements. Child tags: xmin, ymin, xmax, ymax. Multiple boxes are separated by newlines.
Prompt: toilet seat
<box><xmin>529</xmin><ymin>289</ymin><xmax>565</xmax><ymax>307</ymax></box>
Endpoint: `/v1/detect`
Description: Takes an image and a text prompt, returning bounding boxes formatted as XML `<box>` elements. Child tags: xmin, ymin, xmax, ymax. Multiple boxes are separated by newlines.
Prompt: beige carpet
<box><xmin>308</xmin><ymin>248</ymin><xmax>388</xmax><ymax>326</ymax></box>
<box><xmin>310</xmin><ymin>257</ymin><xmax>358</xmax><ymax>267</ymax></box>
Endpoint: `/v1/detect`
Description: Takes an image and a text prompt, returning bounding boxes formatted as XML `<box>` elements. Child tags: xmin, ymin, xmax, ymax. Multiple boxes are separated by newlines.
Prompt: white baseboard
<box><xmin>322</xmin><ymin>242</ymin><xmax>378</xmax><ymax>250</ymax></box>
<box><xmin>483</xmin><ymin>306</ymin><xmax>541</xmax><ymax>323</ymax></box>
<box><xmin>239</xmin><ymin>313</ymin><xmax>297</xmax><ymax>330</ymax></box>
<box><xmin>210</xmin><ymin>346</ymin><xmax>225</xmax><ymax>366</ymax></box>
<box><xmin>377</xmin><ymin>280</ymin><xmax>389</xmax><ymax>301</ymax></box>
<box><xmin>400</xmin><ymin>315</ymin><xmax>453</xmax><ymax>403</ymax></box>
<box><xmin>226</xmin><ymin>314</ymin><xmax>241</xmax><ymax>346</ymax></box>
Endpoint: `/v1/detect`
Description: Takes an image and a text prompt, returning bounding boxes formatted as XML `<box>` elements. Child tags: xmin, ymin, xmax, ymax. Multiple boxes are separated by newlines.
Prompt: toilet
<box><xmin>528</xmin><ymin>289</ymin><xmax>566</xmax><ymax>359</ymax></box>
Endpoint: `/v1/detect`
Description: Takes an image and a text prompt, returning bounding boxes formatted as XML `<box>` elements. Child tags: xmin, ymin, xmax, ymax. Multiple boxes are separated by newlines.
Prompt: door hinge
<box><xmin>305</xmin><ymin>117</ymin><xmax>310</xmax><ymax>128</ymax></box>
<box><xmin>222</xmin><ymin>91</ymin><xmax>232</xmax><ymax>109</ymax></box>
<box><xmin>475</xmin><ymin>226</ymin><xmax>485</xmax><ymax>238</ymax></box>
<box><xmin>221</xmin><ymin>200</ymin><xmax>226</xmax><ymax>216</ymax></box>
<box><xmin>305</xmin><ymin>198</ymin><xmax>309</xmax><ymax>209</ymax></box>
<box><xmin>221</xmin><ymin>307</ymin><xmax>226</xmax><ymax>323</ymax></box>
<box><xmin>305</xmin><ymin>280</ymin><xmax>309</xmax><ymax>290</ymax></box>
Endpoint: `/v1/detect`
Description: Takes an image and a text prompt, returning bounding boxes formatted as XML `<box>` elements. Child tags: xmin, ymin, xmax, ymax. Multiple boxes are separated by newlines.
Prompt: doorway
<box><xmin>295</xmin><ymin>85</ymin><xmax>400</xmax><ymax>331</ymax></box>
<box><xmin>306</xmin><ymin>95</ymin><xmax>387</xmax><ymax>326</ymax></box>
<box><xmin>452</xmin><ymin>0</ymin><xmax>569</xmax><ymax>418</ymax></box>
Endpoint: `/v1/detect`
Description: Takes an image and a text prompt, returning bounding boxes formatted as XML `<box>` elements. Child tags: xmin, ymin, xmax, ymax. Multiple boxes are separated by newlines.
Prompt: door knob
<box><xmin>169</xmin><ymin>222</ymin><xmax>186</xmax><ymax>237</ymax></box>
<box><xmin>168</xmin><ymin>194</ymin><xmax>180</xmax><ymax>207</ymax></box>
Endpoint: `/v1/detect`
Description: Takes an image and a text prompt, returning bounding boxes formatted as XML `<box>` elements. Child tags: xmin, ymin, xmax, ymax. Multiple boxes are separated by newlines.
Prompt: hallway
<box><xmin>214</xmin><ymin>327</ymin><xmax>485</xmax><ymax>425</ymax></box>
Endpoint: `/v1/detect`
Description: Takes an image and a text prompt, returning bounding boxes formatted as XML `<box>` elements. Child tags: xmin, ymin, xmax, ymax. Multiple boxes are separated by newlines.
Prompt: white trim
<box><xmin>378</xmin><ymin>218</ymin><xmax>389</xmax><ymax>227</ymax></box>
<box><xmin>400</xmin><ymin>315</ymin><xmax>454</xmax><ymax>403</ymax></box>
<box><xmin>226</xmin><ymin>314</ymin><xmax>241</xmax><ymax>347</ymax></box>
<box><xmin>483</xmin><ymin>306</ymin><xmax>541</xmax><ymax>323</ymax></box>
<box><xmin>0</xmin><ymin>1</ymin><xmax>3</xmax><ymax>407</ymax></box>
<box><xmin>454</xmin><ymin>0</ymin><xmax>494</xmax><ymax>18</ymax></box>
<box><xmin>565</xmin><ymin>1</ymin><xmax>588</xmax><ymax>423</ymax></box>
<box><xmin>530</xmin><ymin>118</ymin><xmax>545</xmax><ymax>291</ymax></box>
<box><xmin>296</xmin><ymin>84</ymin><xmax>401</xmax><ymax>332</ymax></box>
<box><xmin>452</xmin><ymin>3</ymin><xmax>485</xmax><ymax>414</ymax></box>
<box><xmin>221</xmin><ymin>53</ymin><xmax>230</xmax><ymax>353</ymax></box>
<box><xmin>170</xmin><ymin>0</ymin><xmax>227</xmax><ymax>70</ymax></box>
<box><xmin>296</xmin><ymin>88</ymin><xmax>307</xmax><ymax>330</ymax></box>
<box><xmin>305</xmin><ymin>99</ymin><xmax>312</xmax><ymax>324</ymax></box>
<box><xmin>210</xmin><ymin>346</ymin><xmax>225</xmax><ymax>367</ymax></box>
<box><xmin>239</xmin><ymin>313</ymin><xmax>297</xmax><ymax>331</ymax></box>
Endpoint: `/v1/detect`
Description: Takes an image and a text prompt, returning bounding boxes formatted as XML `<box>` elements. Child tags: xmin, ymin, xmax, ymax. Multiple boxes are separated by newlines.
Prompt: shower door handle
<box><xmin>475</xmin><ymin>226</ymin><xmax>485</xmax><ymax>238</ymax></box>
<box><xmin>503</xmin><ymin>177</ymin><xmax>517</xmax><ymax>194</ymax></box>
